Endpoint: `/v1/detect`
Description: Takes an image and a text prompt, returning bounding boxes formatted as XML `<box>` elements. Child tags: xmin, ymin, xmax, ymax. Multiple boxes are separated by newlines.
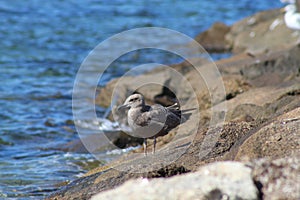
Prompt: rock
<box><xmin>194</xmin><ymin>8</ymin><xmax>300</xmax><ymax>54</ymax></box>
<box><xmin>44</xmin><ymin>118</ymin><xmax>56</xmax><ymax>127</ymax></box>
<box><xmin>0</xmin><ymin>137</ymin><xmax>13</xmax><ymax>146</ymax></box>
<box><xmin>217</xmin><ymin>82</ymin><xmax>300</xmax><ymax>122</ymax></box>
<box><xmin>46</xmin><ymin>121</ymin><xmax>254</xmax><ymax>199</ymax></box>
<box><xmin>195</xmin><ymin>22</ymin><xmax>231</xmax><ymax>52</ymax></box>
<box><xmin>96</xmin><ymin>58</ymin><xmax>208</xmax><ymax>109</ymax></box>
<box><xmin>49</xmin><ymin>8</ymin><xmax>300</xmax><ymax>200</ymax></box>
<box><xmin>62</xmin><ymin>138</ymin><xmax>89</xmax><ymax>153</ymax></box>
<box><xmin>184</xmin><ymin>68</ymin><xmax>251</xmax><ymax>111</ymax></box>
<box><xmin>225</xmin><ymin>8</ymin><xmax>299</xmax><ymax>54</ymax></box>
<box><xmin>92</xmin><ymin>162</ymin><xmax>258</xmax><ymax>200</ymax></box>
<box><xmin>218</xmin><ymin>45</ymin><xmax>300</xmax><ymax>87</ymax></box>
<box><xmin>47</xmin><ymin>111</ymin><xmax>299</xmax><ymax>199</ymax></box>
<box><xmin>251</xmin><ymin>155</ymin><xmax>300</xmax><ymax>200</ymax></box>
<box><xmin>229</xmin><ymin>104</ymin><xmax>262</xmax><ymax>122</ymax></box>
<box><xmin>51</xmin><ymin>57</ymin><xmax>299</xmax><ymax>199</ymax></box>
<box><xmin>235</xmin><ymin>107</ymin><xmax>300</xmax><ymax>160</ymax></box>
<box><xmin>59</xmin><ymin>131</ymin><xmax>142</xmax><ymax>154</ymax></box>
<box><xmin>222</xmin><ymin>74</ymin><xmax>252</xmax><ymax>100</ymax></box>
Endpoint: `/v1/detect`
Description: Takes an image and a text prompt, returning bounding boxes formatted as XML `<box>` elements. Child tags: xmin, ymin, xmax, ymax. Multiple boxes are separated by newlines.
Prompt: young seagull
<box><xmin>118</xmin><ymin>93</ymin><xmax>181</xmax><ymax>155</ymax></box>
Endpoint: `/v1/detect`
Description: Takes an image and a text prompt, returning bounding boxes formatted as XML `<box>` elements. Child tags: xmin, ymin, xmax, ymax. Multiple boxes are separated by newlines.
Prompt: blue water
<box><xmin>0</xmin><ymin>0</ymin><xmax>283</xmax><ymax>198</ymax></box>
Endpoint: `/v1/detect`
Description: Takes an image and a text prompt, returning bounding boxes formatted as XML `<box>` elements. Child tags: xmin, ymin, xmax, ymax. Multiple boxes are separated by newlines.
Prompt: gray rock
<box><xmin>251</xmin><ymin>155</ymin><xmax>300</xmax><ymax>200</ymax></box>
<box><xmin>225</xmin><ymin>9</ymin><xmax>299</xmax><ymax>54</ymax></box>
<box><xmin>235</xmin><ymin>107</ymin><xmax>300</xmax><ymax>160</ymax></box>
<box><xmin>92</xmin><ymin>162</ymin><xmax>258</xmax><ymax>200</ymax></box>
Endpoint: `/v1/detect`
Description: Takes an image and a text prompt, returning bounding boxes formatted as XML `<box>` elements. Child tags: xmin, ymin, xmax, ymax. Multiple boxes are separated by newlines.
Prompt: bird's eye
<box><xmin>129</xmin><ymin>97</ymin><xmax>139</xmax><ymax>102</ymax></box>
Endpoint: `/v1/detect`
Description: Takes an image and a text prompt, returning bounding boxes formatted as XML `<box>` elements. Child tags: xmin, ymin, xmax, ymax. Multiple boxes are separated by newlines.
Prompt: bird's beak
<box><xmin>280</xmin><ymin>7</ymin><xmax>286</xmax><ymax>13</ymax></box>
<box><xmin>117</xmin><ymin>104</ymin><xmax>130</xmax><ymax>112</ymax></box>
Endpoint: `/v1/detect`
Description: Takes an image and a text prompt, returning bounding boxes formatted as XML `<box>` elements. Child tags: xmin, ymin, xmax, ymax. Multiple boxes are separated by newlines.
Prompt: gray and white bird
<box><xmin>281</xmin><ymin>0</ymin><xmax>300</xmax><ymax>30</ymax></box>
<box><xmin>118</xmin><ymin>93</ymin><xmax>182</xmax><ymax>155</ymax></box>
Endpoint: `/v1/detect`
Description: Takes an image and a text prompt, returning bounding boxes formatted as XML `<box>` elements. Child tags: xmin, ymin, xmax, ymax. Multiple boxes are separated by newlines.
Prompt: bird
<box><xmin>280</xmin><ymin>0</ymin><xmax>295</xmax><ymax>4</ymax></box>
<box><xmin>117</xmin><ymin>93</ymin><xmax>182</xmax><ymax>155</ymax></box>
<box><xmin>282</xmin><ymin>3</ymin><xmax>300</xmax><ymax>30</ymax></box>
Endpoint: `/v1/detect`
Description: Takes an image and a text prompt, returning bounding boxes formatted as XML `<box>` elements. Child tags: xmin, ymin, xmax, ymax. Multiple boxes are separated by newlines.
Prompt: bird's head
<box><xmin>281</xmin><ymin>4</ymin><xmax>297</xmax><ymax>13</ymax></box>
<box><xmin>117</xmin><ymin>93</ymin><xmax>145</xmax><ymax>111</ymax></box>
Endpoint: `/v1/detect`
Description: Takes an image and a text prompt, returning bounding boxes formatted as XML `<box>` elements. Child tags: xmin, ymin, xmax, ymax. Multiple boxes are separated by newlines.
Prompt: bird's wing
<box><xmin>149</xmin><ymin>104</ymin><xmax>168</xmax><ymax>123</ymax></box>
<box><xmin>150</xmin><ymin>104</ymin><xmax>182</xmax><ymax>127</ymax></box>
<box><xmin>136</xmin><ymin>104</ymin><xmax>182</xmax><ymax>132</ymax></box>
<box><xmin>133</xmin><ymin>105</ymin><xmax>164</xmax><ymax>127</ymax></box>
<box><xmin>165</xmin><ymin>111</ymin><xmax>181</xmax><ymax>129</ymax></box>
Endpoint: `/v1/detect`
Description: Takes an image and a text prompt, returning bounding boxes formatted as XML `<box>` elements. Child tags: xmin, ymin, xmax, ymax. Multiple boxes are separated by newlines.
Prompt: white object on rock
<box><xmin>269</xmin><ymin>18</ymin><xmax>283</xmax><ymax>30</ymax></box>
<box><xmin>281</xmin><ymin>0</ymin><xmax>295</xmax><ymax>4</ymax></box>
<box><xmin>283</xmin><ymin>4</ymin><xmax>300</xmax><ymax>30</ymax></box>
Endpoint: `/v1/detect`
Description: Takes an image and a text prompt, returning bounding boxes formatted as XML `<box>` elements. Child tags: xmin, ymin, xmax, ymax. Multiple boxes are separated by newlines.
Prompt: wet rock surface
<box><xmin>48</xmin><ymin>8</ymin><xmax>300</xmax><ymax>200</ymax></box>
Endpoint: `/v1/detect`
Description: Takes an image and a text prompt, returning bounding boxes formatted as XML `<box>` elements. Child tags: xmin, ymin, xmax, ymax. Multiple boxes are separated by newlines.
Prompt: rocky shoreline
<box><xmin>47</xmin><ymin>8</ymin><xmax>300</xmax><ymax>200</ymax></box>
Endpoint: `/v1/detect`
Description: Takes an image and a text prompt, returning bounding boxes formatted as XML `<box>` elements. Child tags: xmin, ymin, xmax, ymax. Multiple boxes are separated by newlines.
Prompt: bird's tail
<box><xmin>167</xmin><ymin>102</ymin><xmax>180</xmax><ymax>110</ymax></box>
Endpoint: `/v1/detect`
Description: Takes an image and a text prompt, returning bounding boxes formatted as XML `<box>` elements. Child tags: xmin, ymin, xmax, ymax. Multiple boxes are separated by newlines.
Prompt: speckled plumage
<box><xmin>118</xmin><ymin>94</ymin><xmax>181</xmax><ymax>155</ymax></box>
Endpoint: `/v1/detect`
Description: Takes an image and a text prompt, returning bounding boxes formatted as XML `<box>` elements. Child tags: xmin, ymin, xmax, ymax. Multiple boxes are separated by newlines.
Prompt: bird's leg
<box><xmin>152</xmin><ymin>136</ymin><xmax>156</xmax><ymax>154</ymax></box>
<box><xmin>143</xmin><ymin>138</ymin><xmax>147</xmax><ymax>156</ymax></box>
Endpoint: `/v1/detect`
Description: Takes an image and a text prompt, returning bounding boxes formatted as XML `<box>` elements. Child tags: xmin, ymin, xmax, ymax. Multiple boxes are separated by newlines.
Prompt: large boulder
<box><xmin>235</xmin><ymin>107</ymin><xmax>300</xmax><ymax>160</ymax></box>
<box><xmin>251</xmin><ymin>155</ymin><xmax>300</xmax><ymax>200</ymax></box>
<box><xmin>225</xmin><ymin>9</ymin><xmax>299</xmax><ymax>54</ymax></box>
<box><xmin>92</xmin><ymin>162</ymin><xmax>258</xmax><ymax>200</ymax></box>
<box><xmin>90</xmin><ymin>156</ymin><xmax>300</xmax><ymax>200</ymax></box>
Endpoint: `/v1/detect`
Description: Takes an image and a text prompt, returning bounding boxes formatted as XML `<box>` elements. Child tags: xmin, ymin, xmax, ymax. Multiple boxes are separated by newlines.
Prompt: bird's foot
<box><xmin>143</xmin><ymin>138</ymin><xmax>147</xmax><ymax>156</ymax></box>
<box><xmin>152</xmin><ymin>137</ymin><xmax>156</xmax><ymax>154</ymax></box>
